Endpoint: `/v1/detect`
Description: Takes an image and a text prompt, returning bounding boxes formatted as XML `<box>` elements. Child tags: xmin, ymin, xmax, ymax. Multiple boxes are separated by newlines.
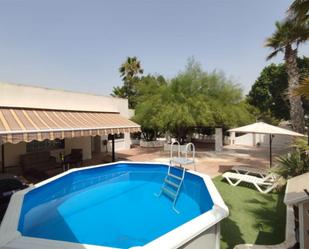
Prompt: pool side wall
<box><xmin>0</xmin><ymin>161</ymin><xmax>228</xmax><ymax>249</ymax></box>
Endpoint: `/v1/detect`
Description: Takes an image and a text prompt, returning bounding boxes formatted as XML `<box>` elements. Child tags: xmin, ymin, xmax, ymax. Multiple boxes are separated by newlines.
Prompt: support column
<box><xmin>252</xmin><ymin>133</ymin><xmax>256</xmax><ymax>146</ymax></box>
<box><xmin>111</xmin><ymin>134</ymin><xmax>115</xmax><ymax>162</ymax></box>
<box><xmin>215</xmin><ymin>128</ymin><xmax>223</xmax><ymax>152</ymax></box>
<box><xmin>230</xmin><ymin>131</ymin><xmax>235</xmax><ymax>145</ymax></box>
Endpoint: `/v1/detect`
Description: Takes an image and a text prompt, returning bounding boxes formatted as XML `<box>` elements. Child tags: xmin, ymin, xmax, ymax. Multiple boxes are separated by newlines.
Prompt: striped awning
<box><xmin>0</xmin><ymin>108</ymin><xmax>140</xmax><ymax>144</ymax></box>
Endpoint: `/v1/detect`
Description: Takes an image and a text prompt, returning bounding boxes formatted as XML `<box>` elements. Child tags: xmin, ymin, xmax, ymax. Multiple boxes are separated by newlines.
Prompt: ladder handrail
<box><xmin>169</xmin><ymin>140</ymin><xmax>196</xmax><ymax>171</ymax></box>
<box><xmin>170</xmin><ymin>140</ymin><xmax>180</xmax><ymax>158</ymax></box>
<box><xmin>185</xmin><ymin>142</ymin><xmax>195</xmax><ymax>162</ymax></box>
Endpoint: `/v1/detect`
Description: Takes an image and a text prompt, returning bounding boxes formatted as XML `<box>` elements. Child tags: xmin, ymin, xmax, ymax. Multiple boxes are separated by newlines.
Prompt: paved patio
<box><xmin>8</xmin><ymin>144</ymin><xmax>290</xmax><ymax>184</ymax></box>
<box><xmin>112</xmin><ymin>144</ymin><xmax>289</xmax><ymax>178</ymax></box>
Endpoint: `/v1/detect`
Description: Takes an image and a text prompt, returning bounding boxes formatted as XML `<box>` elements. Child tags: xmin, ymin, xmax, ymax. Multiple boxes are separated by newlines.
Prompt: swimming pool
<box><xmin>0</xmin><ymin>162</ymin><xmax>228</xmax><ymax>249</ymax></box>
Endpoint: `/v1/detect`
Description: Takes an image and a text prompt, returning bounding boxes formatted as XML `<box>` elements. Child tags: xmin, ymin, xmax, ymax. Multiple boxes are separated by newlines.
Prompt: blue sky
<box><xmin>0</xmin><ymin>0</ymin><xmax>308</xmax><ymax>95</ymax></box>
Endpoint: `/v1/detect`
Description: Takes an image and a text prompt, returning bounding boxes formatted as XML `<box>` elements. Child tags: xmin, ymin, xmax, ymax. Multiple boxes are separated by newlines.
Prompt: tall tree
<box><xmin>265</xmin><ymin>19</ymin><xmax>308</xmax><ymax>133</ymax></box>
<box><xmin>111</xmin><ymin>56</ymin><xmax>143</xmax><ymax>108</ymax></box>
<box><xmin>119</xmin><ymin>56</ymin><xmax>143</xmax><ymax>82</ymax></box>
<box><xmin>133</xmin><ymin>75</ymin><xmax>167</xmax><ymax>141</ymax></box>
<box><xmin>248</xmin><ymin>63</ymin><xmax>289</xmax><ymax>121</ymax></box>
<box><xmin>134</xmin><ymin>60</ymin><xmax>256</xmax><ymax>143</ymax></box>
<box><xmin>288</xmin><ymin>0</ymin><xmax>309</xmax><ymax>112</ymax></box>
<box><xmin>248</xmin><ymin>57</ymin><xmax>309</xmax><ymax>121</ymax></box>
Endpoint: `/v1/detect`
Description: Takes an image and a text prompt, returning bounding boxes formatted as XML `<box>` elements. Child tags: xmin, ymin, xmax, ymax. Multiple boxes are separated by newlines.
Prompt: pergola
<box><xmin>0</xmin><ymin>107</ymin><xmax>140</xmax><ymax>172</ymax></box>
<box><xmin>228</xmin><ymin>122</ymin><xmax>304</xmax><ymax>167</ymax></box>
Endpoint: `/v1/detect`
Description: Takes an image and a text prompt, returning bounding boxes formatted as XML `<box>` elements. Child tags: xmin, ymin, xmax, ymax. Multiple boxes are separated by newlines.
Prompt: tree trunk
<box><xmin>285</xmin><ymin>44</ymin><xmax>305</xmax><ymax>133</ymax></box>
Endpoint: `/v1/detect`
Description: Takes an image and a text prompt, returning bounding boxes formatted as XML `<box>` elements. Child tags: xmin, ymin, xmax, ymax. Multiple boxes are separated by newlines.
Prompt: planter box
<box><xmin>140</xmin><ymin>140</ymin><xmax>165</xmax><ymax>148</ymax></box>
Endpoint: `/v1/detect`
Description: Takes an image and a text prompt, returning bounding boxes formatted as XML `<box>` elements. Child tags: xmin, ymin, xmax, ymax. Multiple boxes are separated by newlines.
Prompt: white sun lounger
<box><xmin>231</xmin><ymin>165</ymin><xmax>276</xmax><ymax>181</ymax></box>
<box><xmin>222</xmin><ymin>172</ymin><xmax>279</xmax><ymax>194</ymax></box>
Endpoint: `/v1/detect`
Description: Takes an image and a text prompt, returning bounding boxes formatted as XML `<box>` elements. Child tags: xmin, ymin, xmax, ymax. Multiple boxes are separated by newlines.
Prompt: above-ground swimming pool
<box><xmin>0</xmin><ymin>162</ymin><xmax>228</xmax><ymax>249</ymax></box>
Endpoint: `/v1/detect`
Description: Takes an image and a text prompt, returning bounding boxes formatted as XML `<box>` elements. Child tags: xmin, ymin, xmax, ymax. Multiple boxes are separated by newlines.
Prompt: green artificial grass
<box><xmin>213</xmin><ymin>176</ymin><xmax>286</xmax><ymax>249</ymax></box>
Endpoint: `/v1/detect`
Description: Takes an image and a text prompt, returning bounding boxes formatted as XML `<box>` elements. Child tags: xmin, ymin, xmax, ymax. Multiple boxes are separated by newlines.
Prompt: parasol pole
<box><xmin>269</xmin><ymin>134</ymin><xmax>273</xmax><ymax>167</ymax></box>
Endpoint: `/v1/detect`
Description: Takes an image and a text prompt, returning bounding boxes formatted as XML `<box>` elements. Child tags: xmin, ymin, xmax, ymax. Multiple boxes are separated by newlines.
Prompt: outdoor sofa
<box><xmin>20</xmin><ymin>151</ymin><xmax>58</xmax><ymax>173</ymax></box>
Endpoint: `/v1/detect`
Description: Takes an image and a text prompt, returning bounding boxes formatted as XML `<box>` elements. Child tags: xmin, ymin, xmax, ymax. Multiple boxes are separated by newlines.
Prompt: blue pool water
<box><xmin>18</xmin><ymin>163</ymin><xmax>214</xmax><ymax>248</ymax></box>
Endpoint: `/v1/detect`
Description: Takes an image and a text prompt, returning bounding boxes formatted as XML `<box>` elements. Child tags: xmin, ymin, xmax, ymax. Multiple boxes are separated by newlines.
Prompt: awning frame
<box><xmin>0</xmin><ymin>108</ymin><xmax>140</xmax><ymax>144</ymax></box>
<box><xmin>0</xmin><ymin>125</ymin><xmax>139</xmax><ymax>135</ymax></box>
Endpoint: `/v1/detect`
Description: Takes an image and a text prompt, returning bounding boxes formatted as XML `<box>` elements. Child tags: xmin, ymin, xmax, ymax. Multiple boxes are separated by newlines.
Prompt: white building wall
<box><xmin>1</xmin><ymin>142</ymin><xmax>27</xmax><ymax>167</ymax></box>
<box><xmin>0</xmin><ymin>82</ymin><xmax>130</xmax><ymax>118</ymax></box>
<box><xmin>65</xmin><ymin>137</ymin><xmax>92</xmax><ymax>160</ymax></box>
<box><xmin>123</xmin><ymin>133</ymin><xmax>131</xmax><ymax>150</ymax></box>
<box><xmin>101</xmin><ymin>133</ymin><xmax>131</xmax><ymax>152</ymax></box>
<box><xmin>232</xmin><ymin>133</ymin><xmax>293</xmax><ymax>148</ymax></box>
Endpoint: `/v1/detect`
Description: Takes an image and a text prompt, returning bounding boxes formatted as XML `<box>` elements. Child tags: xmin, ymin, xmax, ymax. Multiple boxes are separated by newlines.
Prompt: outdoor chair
<box><xmin>231</xmin><ymin>165</ymin><xmax>277</xmax><ymax>182</ymax></box>
<box><xmin>62</xmin><ymin>149</ymin><xmax>83</xmax><ymax>170</ymax></box>
<box><xmin>222</xmin><ymin>172</ymin><xmax>279</xmax><ymax>194</ymax></box>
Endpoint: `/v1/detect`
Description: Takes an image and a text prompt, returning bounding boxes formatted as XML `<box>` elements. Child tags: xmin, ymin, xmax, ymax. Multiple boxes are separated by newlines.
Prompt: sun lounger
<box><xmin>231</xmin><ymin>165</ymin><xmax>276</xmax><ymax>181</ymax></box>
<box><xmin>222</xmin><ymin>172</ymin><xmax>279</xmax><ymax>194</ymax></box>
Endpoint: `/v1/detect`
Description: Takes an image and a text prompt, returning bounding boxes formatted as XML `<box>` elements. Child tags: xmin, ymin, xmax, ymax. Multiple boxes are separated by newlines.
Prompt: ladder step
<box><xmin>162</xmin><ymin>186</ymin><xmax>177</xmax><ymax>198</ymax></box>
<box><xmin>168</xmin><ymin>173</ymin><xmax>182</xmax><ymax>181</ymax></box>
<box><xmin>164</xmin><ymin>179</ymin><xmax>180</xmax><ymax>188</ymax></box>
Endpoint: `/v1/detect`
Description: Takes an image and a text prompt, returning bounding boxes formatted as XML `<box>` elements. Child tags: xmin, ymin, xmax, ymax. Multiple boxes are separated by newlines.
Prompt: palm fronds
<box><xmin>265</xmin><ymin>19</ymin><xmax>309</xmax><ymax>60</ymax></box>
<box><xmin>119</xmin><ymin>56</ymin><xmax>143</xmax><ymax>81</ymax></box>
<box><xmin>288</xmin><ymin>0</ymin><xmax>309</xmax><ymax>24</ymax></box>
<box><xmin>293</xmin><ymin>76</ymin><xmax>309</xmax><ymax>99</ymax></box>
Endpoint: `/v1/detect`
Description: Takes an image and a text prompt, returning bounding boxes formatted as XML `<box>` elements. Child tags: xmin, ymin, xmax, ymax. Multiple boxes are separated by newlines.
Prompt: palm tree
<box><xmin>119</xmin><ymin>56</ymin><xmax>143</xmax><ymax>82</ymax></box>
<box><xmin>112</xmin><ymin>57</ymin><xmax>143</xmax><ymax>108</ymax></box>
<box><xmin>111</xmin><ymin>86</ymin><xmax>127</xmax><ymax>98</ymax></box>
<box><xmin>288</xmin><ymin>0</ymin><xmax>309</xmax><ymax>24</ymax></box>
<box><xmin>265</xmin><ymin>19</ymin><xmax>308</xmax><ymax>133</ymax></box>
<box><xmin>119</xmin><ymin>56</ymin><xmax>143</xmax><ymax>108</ymax></box>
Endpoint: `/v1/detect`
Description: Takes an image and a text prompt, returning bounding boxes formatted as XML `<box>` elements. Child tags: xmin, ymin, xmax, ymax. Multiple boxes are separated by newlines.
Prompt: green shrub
<box><xmin>274</xmin><ymin>148</ymin><xmax>309</xmax><ymax>179</ymax></box>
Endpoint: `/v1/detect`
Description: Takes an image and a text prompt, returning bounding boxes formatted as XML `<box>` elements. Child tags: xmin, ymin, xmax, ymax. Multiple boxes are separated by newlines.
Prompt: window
<box><xmin>108</xmin><ymin>133</ymin><xmax>124</xmax><ymax>140</ymax></box>
<box><xmin>26</xmin><ymin>139</ymin><xmax>65</xmax><ymax>153</ymax></box>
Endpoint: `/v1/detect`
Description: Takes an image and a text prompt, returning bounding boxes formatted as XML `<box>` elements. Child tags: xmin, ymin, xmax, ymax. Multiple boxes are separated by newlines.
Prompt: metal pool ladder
<box><xmin>156</xmin><ymin>163</ymin><xmax>185</xmax><ymax>214</ymax></box>
<box><xmin>169</xmin><ymin>141</ymin><xmax>196</xmax><ymax>171</ymax></box>
<box><xmin>156</xmin><ymin>141</ymin><xmax>196</xmax><ymax>214</ymax></box>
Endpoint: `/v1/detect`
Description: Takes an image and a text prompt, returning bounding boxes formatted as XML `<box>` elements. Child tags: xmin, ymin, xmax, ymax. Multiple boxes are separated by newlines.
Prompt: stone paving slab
<box><xmin>114</xmin><ymin>145</ymin><xmax>288</xmax><ymax>178</ymax></box>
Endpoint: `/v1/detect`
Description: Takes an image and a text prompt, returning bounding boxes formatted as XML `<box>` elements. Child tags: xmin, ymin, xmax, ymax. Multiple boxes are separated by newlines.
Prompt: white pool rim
<box><xmin>0</xmin><ymin>161</ymin><xmax>229</xmax><ymax>249</ymax></box>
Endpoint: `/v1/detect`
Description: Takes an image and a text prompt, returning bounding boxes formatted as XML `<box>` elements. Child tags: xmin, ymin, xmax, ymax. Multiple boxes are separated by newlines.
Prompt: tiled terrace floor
<box><xmin>7</xmin><ymin>144</ymin><xmax>289</xmax><ymax>184</ymax></box>
<box><xmin>91</xmin><ymin>144</ymin><xmax>289</xmax><ymax>178</ymax></box>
